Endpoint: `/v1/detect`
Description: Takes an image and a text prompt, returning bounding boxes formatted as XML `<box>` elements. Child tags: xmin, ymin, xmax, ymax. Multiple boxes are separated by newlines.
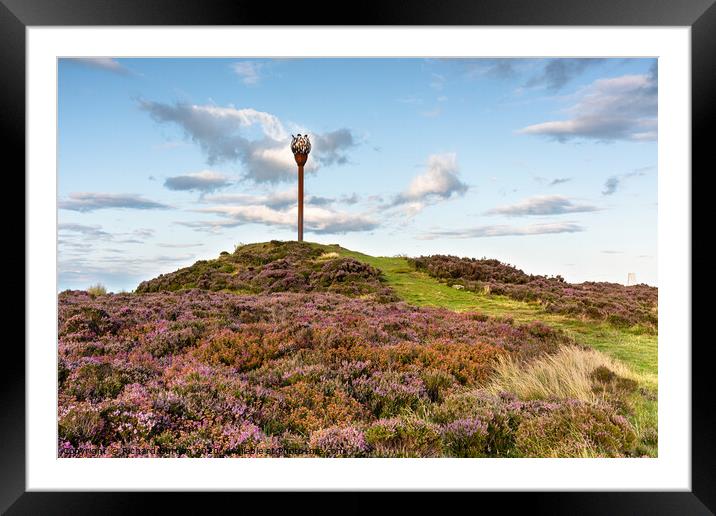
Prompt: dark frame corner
<box><xmin>5</xmin><ymin>0</ymin><xmax>712</xmax><ymax>513</ymax></box>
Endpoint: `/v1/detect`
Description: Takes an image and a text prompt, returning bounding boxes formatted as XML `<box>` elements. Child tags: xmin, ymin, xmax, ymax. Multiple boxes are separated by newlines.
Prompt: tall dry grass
<box><xmin>487</xmin><ymin>346</ymin><xmax>641</xmax><ymax>403</ymax></box>
<box><xmin>316</xmin><ymin>252</ymin><xmax>341</xmax><ymax>261</ymax></box>
<box><xmin>87</xmin><ymin>283</ymin><xmax>107</xmax><ymax>297</ymax></box>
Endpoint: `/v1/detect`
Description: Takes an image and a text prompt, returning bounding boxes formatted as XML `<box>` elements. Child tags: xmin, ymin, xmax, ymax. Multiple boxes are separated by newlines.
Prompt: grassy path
<box><xmin>339</xmin><ymin>248</ymin><xmax>657</xmax><ymax>387</ymax></box>
<box><xmin>338</xmin><ymin>247</ymin><xmax>659</xmax><ymax>455</ymax></box>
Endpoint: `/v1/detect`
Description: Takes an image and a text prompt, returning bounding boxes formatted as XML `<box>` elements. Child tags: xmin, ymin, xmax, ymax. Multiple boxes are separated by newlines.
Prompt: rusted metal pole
<box><xmin>290</xmin><ymin>134</ymin><xmax>311</xmax><ymax>243</ymax></box>
<box><xmin>297</xmin><ymin>164</ymin><xmax>304</xmax><ymax>242</ymax></box>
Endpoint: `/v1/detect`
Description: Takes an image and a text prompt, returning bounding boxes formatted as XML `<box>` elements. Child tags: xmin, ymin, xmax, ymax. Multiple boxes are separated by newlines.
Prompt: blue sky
<box><xmin>58</xmin><ymin>57</ymin><xmax>657</xmax><ymax>292</ymax></box>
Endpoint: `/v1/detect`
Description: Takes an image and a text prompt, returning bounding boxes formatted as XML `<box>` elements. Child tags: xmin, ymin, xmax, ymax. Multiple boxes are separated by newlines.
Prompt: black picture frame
<box><xmin>4</xmin><ymin>0</ymin><xmax>711</xmax><ymax>513</ymax></box>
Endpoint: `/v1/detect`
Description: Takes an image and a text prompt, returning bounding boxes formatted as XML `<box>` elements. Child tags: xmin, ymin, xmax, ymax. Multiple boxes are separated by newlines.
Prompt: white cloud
<box><xmin>421</xmin><ymin>106</ymin><xmax>442</xmax><ymax>118</ymax></box>
<box><xmin>58</xmin><ymin>224</ymin><xmax>153</xmax><ymax>242</ymax></box>
<box><xmin>397</xmin><ymin>95</ymin><xmax>423</xmax><ymax>105</ymax></box>
<box><xmin>525</xmin><ymin>58</ymin><xmax>606</xmax><ymax>91</ymax></box>
<box><xmin>59</xmin><ymin>193</ymin><xmax>170</xmax><ymax>212</ymax></box>
<box><xmin>602</xmin><ymin>167</ymin><xmax>650</xmax><ymax>195</ymax></box>
<box><xmin>58</xmin><ymin>223</ymin><xmax>111</xmax><ymax>239</ymax></box>
<box><xmin>391</xmin><ymin>153</ymin><xmax>468</xmax><ymax>215</ymax></box>
<box><xmin>164</xmin><ymin>170</ymin><xmax>232</xmax><ymax>193</ymax></box>
<box><xmin>429</xmin><ymin>73</ymin><xmax>446</xmax><ymax>91</ymax></box>
<box><xmin>60</xmin><ymin>254</ymin><xmax>195</xmax><ymax>277</ymax></box>
<box><xmin>442</xmin><ymin>58</ymin><xmax>605</xmax><ymax>91</ymax></box>
<box><xmin>245</xmin><ymin>144</ymin><xmax>301</xmax><ymax>183</ymax></box>
<box><xmin>420</xmin><ymin>221</ymin><xmax>585</xmax><ymax>240</ymax></box>
<box><xmin>312</xmin><ymin>129</ymin><xmax>356</xmax><ymax>166</ymax></box>
<box><xmin>485</xmin><ymin>195</ymin><xmax>599</xmax><ymax>216</ymax></box>
<box><xmin>188</xmin><ymin>104</ymin><xmax>288</xmax><ymax>141</ymax></box>
<box><xmin>203</xmin><ymin>189</ymin><xmax>359</xmax><ymax>211</ymax></box>
<box><xmin>58</xmin><ymin>225</ymin><xmax>156</xmax><ymax>274</ymax></box>
<box><xmin>139</xmin><ymin>100</ymin><xmax>356</xmax><ymax>183</ymax></box>
<box><xmin>231</xmin><ymin>61</ymin><xmax>264</xmax><ymax>85</ymax></box>
<box><xmin>189</xmin><ymin>202</ymin><xmax>378</xmax><ymax>235</ymax></box>
<box><xmin>203</xmin><ymin>190</ymin><xmax>295</xmax><ymax>209</ymax></box>
<box><xmin>175</xmin><ymin>219</ymin><xmax>242</xmax><ymax>233</ymax></box>
<box><xmin>549</xmin><ymin>177</ymin><xmax>572</xmax><ymax>186</ymax></box>
<box><xmin>67</xmin><ymin>58</ymin><xmax>132</xmax><ymax>75</ymax></box>
<box><xmin>518</xmin><ymin>68</ymin><xmax>657</xmax><ymax>142</ymax></box>
<box><xmin>157</xmin><ymin>243</ymin><xmax>204</xmax><ymax>249</ymax></box>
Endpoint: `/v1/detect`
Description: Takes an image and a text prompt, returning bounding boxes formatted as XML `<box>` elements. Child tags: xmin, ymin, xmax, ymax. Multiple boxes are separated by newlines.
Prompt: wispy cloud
<box><xmin>139</xmin><ymin>100</ymin><xmax>357</xmax><ymax>183</ymax></box>
<box><xmin>421</xmin><ymin>106</ymin><xmax>442</xmax><ymax>118</ymax></box>
<box><xmin>58</xmin><ymin>225</ymin><xmax>155</xmax><ymax>267</ymax></box>
<box><xmin>602</xmin><ymin>176</ymin><xmax>621</xmax><ymax>196</ymax></box>
<box><xmin>164</xmin><ymin>170</ymin><xmax>232</xmax><ymax>193</ymax></box>
<box><xmin>602</xmin><ymin>166</ymin><xmax>652</xmax><ymax>195</ymax></box>
<box><xmin>429</xmin><ymin>73</ymin><xmax>446</xmax><ymax>91</ymax></box>
<box><xmin>59</xmin><ymin>193</ymin><xmax>170</xmax><ymax>212</ymax></box>
<box><xmin>518</xmin><ymin>66</ymin><xmax>657</xmax><ymax>142</ymax></box>
<box><xmin>132</xmin><ymin>229</ymin><xmax>155</xmax><ymax>239</ymax></box>
<box><xmin>186</xmin><ymin>188</ymin><xmax>375</xmax><ymax>234</ymax></box>
<box><xmin>185</xmin><ymin>202</ymin><xmax>378</xmax><ymax>235</ymax></box>
<box><xmin>203</xmin><ymin>189</ymin><xmax>360</xmax><ymax>211</ymax></box>
<box><xmin>420</xmin><ymin>221</ymin><xmax>585</xmax><ymax>240</ymax></box>
<box><xmin>66</xmin><ymin>58</ymin><xmax>133</xmax><ymax>76</ymax></box>
<box><xmin>157</xmin><ymin>243</ymin><xmax>204</xmax><ymax>249</ymax></box>
<box><xmin>175</xmin><ymin>219</ymin><xmax>242</xmax><ymax>232</ymax></box>
<box><xmin>57</xmin><ymin>240</ymin><xmax>94</xmax><ymax>252</ymax></box>
<box><xmin>340</xmin><ymin>193</ymin><xmax>360</xmax><ymax>205</ymax></box>
<box><xmin>203</xmin><ymin>189</ymin><xmax>295</xmax><ymax>209</ymax></box>
<box><xmin>485</xmin><ymin>195</ymin><xmax>599</xmax><ymax>217</ymax></box>
<box><xmin>202</xmin><ymin>191</ymin><xmax>294</xmax><ymax>209</ymax></box>
<box><xmin>231</xmin><ymin>61</ymin><xmax>264</xmax><ymax>85</ymax></box>
<box><xmin>443</xmin><ymin>58</ymin><xmax>602</xmax><ymax>91</ymax></box>
<box><xmin>58</xmin><ymin>223</ymin><xmax>112</xmax><ymax>239</ymax></box>
<box><xmin>59</xmin><ymin>254</ymin><xmax>196</xmax><ymax>284</ymax></box>
<box><xmin>448</xmin><ymin>58</ymin><xmax>533</xmax><ymax>80</ymax></box>
<box><xmin>534</xmin><ymin>176</ymin><xmax>573</xmax><ymax>187</ymax></box>
<box><xmin>390</xmin><ymin>153</ymin><xmax>468</xmax><ymax>216</ymax></box>
<box><xmin>525</xmin><ymin>59</ymin><xmax>605</xmax><ymax>91</ymax></box>
<box><xmin>59</xmin><ymin>225</ymin><xmax>153</xmax><ymax>245</ymax></box>
<box><xmin>312</xmin><ymin>129</ymin><xmax>356</xmax><ymax>166</ymax></box>
<box><xmin>397</xmin><ymin>95</ymin><xmax>423</xmax><ymax>105</ymax></box>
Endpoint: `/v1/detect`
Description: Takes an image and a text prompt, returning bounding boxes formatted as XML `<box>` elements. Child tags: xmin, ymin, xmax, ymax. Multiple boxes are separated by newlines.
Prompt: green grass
<box><xmin>337</xmin><ymin>248</ymin><xmax>658</xmax><ymax>456</ymax></box>
<box><xmin>339</xmin><ymin>249</ymin><xmax>657</xmax><ymax>381</ymax></box>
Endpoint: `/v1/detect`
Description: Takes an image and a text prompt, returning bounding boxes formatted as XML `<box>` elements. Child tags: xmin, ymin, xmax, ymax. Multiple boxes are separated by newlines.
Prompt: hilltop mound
<box><xmin>136</xmin><ymin>240</ymin><xmax>397</xmax><ymax>301</ymax></box>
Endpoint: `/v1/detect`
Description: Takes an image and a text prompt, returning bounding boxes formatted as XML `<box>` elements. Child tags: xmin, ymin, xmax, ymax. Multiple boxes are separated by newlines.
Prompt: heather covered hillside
<box><xmin>409</xmin><ymin>255</ymin><xmax>658</xmax><ymax>330</ymax></box>
<box><xmin>58</xmin><ymin>241</ymin><xmax>657</xmax><ymax>458</ymax></box>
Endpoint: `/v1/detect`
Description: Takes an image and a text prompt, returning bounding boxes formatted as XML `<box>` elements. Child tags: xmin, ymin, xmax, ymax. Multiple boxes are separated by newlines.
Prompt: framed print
<box><xmin>4</xmin><ymin>0</ymin><xmax>712</xmax><ymax>512</ymax></box>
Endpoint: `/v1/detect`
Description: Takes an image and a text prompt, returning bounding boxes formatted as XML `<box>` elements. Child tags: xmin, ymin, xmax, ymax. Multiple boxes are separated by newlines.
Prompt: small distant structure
<box><xmin>627</xmin><ymin>272</ymin><xmax>636</xmax><ymax>286</ymax></box>
<box><xmin>290</xmin><ymin>134</ymin><xmax>311</xmax><ymax>242</ymax></box>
